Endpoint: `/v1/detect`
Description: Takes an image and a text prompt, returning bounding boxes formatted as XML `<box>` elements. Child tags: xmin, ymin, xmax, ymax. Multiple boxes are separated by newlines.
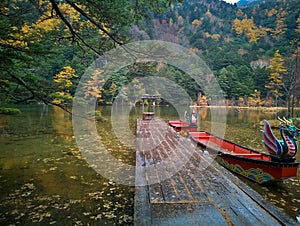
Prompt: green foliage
<box><xmin>0</xmin><ymin>107</ymin><xmax>21</xmax><ymax>115</ymax></box>
<box><xmin>0</xmin><ymin>0</ymin><xmax>181</xmax><ymax>108</ymax></box>
<box><xmin>139</xmin><ymin>0</ymin><xmax>299</xmax><ymax>104</ymax></box>
<box><xmin>0</xmin><ymin>0</ymin><xmax>299</xmax><ymax>108</ymax></box>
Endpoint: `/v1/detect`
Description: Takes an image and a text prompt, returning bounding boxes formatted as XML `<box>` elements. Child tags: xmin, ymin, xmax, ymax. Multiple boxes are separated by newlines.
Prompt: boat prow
<box><xmin>189</xmin><ymin>131</ymin><xmax>299</xmax><ymax>184</ymax></box>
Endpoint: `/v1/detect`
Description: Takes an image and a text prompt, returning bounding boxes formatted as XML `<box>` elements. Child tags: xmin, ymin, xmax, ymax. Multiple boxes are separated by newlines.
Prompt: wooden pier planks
<box><xmin>134</xmin><ymin>119</ymin><xmax>297</xmax><ymax>226</ymax></box>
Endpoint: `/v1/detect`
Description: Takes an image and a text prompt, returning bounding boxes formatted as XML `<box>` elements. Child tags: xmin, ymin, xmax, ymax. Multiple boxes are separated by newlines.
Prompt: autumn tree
<box><xmin>232</xmin><ymin>17</ymin><xmax>266</xmax><ymax>43</ymax></box>
<box><xmin>52</xmin><ymin>66</ymin><xmax>77</xmax><ymax>106</ymax></box>
<box><xmin>192</xmin><ymin>19</ymin><xmax>202</xmax><ymax>29</ymax></box>
<box><xmin>248</xmin><ymin>90</ymin><xmax>262</xmax><ymax>107</ymax></box>
<box><xmin>273</xmin><ymin>10</ymin><xmax>287</xmax><ymax>37</ymax></box>
<box><xmin>1</xmin><ymin>0</ymin><xmax>299</xmax><ymax>109</ymax></box>
<box><xmin>266</xmin><ymin>50</ymin><xmax>286</xmax><ymax>107</ymax></box>
<box><xmin>0</xmin><ymin>0</ymin><xmax>181</xmax><ymax>110</ymax></box>
<box><xmin>80</xmin><ymin>69</ymin><xmax>103</xmax><ymax>103</ymax></box>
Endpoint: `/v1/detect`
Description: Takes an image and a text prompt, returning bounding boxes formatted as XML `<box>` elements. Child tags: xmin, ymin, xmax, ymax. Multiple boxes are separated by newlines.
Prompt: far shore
<box><xmin>191</xmin><ymin>105</ymin><xmax>300</xmax><ymax>111</ymax></box>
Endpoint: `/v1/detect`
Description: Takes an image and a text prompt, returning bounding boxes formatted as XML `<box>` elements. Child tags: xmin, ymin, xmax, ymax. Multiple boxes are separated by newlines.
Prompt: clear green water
<box><xmin>0</xmin><ymin>105</ymin><xmax>299</xmax><ymax>225</ymax></box>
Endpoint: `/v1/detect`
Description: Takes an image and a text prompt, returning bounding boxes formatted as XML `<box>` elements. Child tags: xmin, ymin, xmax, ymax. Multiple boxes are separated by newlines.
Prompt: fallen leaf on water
<box><xmin>292</xmin><ymin>198</ymin><xmax>300</xmax><ymax>203</ymax></box>
<box><xmin>292</xmin><ymin>207</ymin><xmax>298</xmax><ymax>212</ymax></box>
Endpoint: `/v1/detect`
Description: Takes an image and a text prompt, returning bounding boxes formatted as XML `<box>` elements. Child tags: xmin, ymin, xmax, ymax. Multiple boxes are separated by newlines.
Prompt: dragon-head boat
<box><xmin>261</xmin><ymin>117</ymin><xmax>300</xmax><ymax>159</ymax></box>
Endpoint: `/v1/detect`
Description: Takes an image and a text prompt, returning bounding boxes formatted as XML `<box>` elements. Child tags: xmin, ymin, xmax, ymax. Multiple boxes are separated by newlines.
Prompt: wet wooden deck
<box><xmin>134</xmin><ymin>119</ymin><xmax>297</xmax><ymax>226</ymax></box>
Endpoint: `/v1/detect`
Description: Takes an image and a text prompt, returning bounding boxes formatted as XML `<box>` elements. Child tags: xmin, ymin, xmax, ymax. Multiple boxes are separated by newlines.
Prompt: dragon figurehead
<box><xmin>261</xmin><ymin>117</ymin><xmax>300</xmax><ymax>158</ymax></box>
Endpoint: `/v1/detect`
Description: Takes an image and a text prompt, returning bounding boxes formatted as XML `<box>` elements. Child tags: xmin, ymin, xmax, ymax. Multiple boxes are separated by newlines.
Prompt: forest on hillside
<box><xmin>0</xmin><ymin>0</ymin><xmax>299</xmax><ymax>114</ymax></box>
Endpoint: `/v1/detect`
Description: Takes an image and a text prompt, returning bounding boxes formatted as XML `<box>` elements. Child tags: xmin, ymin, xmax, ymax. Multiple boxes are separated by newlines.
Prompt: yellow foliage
<box><xmin>211</xmin><ymin>34</ymin><xmax>221</xmax><ymax>41</ymax></box>
<box><xmin>192</xmin><ymin>19</ymin><xmax>198</xmax><ymax>25</ymax></box>
<box><xmin>54</xmin><ymin>66</ymin><xmax>77</xmax><ymax>88</ymax></box>
<box><xmin>205</xmin><ymin>10</ymin><xmax>212</xmax><ymax>18</ymax></box>
<box><xmin>232</xmin><ymin>18</ymin><xmax>266</xmax><ymax>43</ymax></box>
<box><xmin>35</xmin><ymin>18</ymin><xmax>60</xmax><ymax>33</ymax></box>
<box><xmin>192</xmin><ymin>19</ymin><xmax>202</xmax><ymax>28</ymax></box>
<box><xmin>1</xmin><ymin>2</ymin><xmax>93</xmax><ymax>50</ymax></box>
<box><xmin>169</xmin><ymin>18</ymin><xmax>173</xmax><ymax>27</ymax></box>
<box><xmin>52</xmin><ymin>66</ymin><xmax>77</xmax><ymax>105</ymax></box>
<box><xmin>33</xmin><ymin>2</ymin><xmax>81</xmax><ymax>34</ymax></box>
<box><xmin>198</xmin><ymin>95</ymin><xmax>208</xmax><ymax>106</ymax></box>
<box><xmin>267</xmin><ymin>50</ymin><xmax>287</xmax><ymax>74</ymax></box>
<box><xmin>249</xmin><ymin>90</ymin><xmax>262</xmax><ymax>107</ymax></box>
<box><xmin>1</xmin><ymin>1</ymin><xmax>112</xmax><ymax>51</ymax></box>
<box><xmin>204</xmin><ymin>32</ymin><xmax>210</xmax><ymax>38</ymax></box>
<box><xmin>0</xmin><ymin>21</ymin><xmax>31</xmax><ymax>48</ymax></box>
<box><xmin>267</xmin><ymin>9</ymin><xmax>277</xmax><ymax>17</ymax></box>
<box><xmin>189</xmin><ymin>48</ymin><xmax>200</xmax><ymax>53</ymax></box>
<box><xmin>295</xmin><ymin>16</ymin><xmax>300</xmax><ymax>33</ymax></box>
<box><xmin>98</xmin><ymin>22</ymin><xmax>111</xmax><ymax>37</ymax></box>
<box><xmin>60</xmin><ymin>3</ymin><xmax>81</xmax><ymax>23</ymax></box>
<box><xmin>233</xmin><ymin>19</ymin><xmax>243</xmax><ymax>35</ymax></box>
<box><xmin>0</xmin><ymin>6</ymin><xmax>9</xmax><ymax>13</ymax></box>
<box><xmin>52</xmin><ymin>98</ymin><xmax>63</xmax><ymax>105</ymax></box>
<box><xmin>82</xmin><ymin>69</ymin><xmax>104</xmax><ymax>100</ymax></box>
<box><xmin>273</xmin><ymin>11</ymin><xmax>287</xmax><ymax>35</ymax></box>
<box><xmin>266</xmin><ymin>50</ymin><xmax>286</xmax><ymax>97</ymax></box>
<box><xmin>52</xmin><ymin>92</ymin><xmax>73</xmax><ymax>105</ymax></box>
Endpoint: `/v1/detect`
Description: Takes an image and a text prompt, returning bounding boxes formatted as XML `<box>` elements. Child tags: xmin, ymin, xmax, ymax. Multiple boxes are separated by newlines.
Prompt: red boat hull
<box><xmin>168</xmin><ymin>120</ymin><xmax>198</xmax><ymax>132</ymax></box>
<box><xmin>189</xmin><ymin>131</ymin><xmax>299</xmax><ymax>183</ymax></box>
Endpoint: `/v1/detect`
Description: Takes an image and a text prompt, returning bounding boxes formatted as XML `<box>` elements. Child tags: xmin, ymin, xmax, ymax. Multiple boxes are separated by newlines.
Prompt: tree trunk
<box><xmin>291</xmin><ymin>95</ymin><xmax>295</xmax><ymax>118</ymax></box>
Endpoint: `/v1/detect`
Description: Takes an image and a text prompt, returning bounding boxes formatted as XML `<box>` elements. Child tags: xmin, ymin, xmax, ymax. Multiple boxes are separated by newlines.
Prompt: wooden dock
<box><xmin>134</xmin><ymin>119</ymin><xmax>297</xmax><ymax>226</ymax></box>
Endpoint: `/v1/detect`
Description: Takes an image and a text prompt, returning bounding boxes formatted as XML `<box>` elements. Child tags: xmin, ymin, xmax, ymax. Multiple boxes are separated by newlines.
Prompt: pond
<box><xmin>0</xmin><ymin>104</ymin><xmax>299</xmax><ymax>225</ymax></box>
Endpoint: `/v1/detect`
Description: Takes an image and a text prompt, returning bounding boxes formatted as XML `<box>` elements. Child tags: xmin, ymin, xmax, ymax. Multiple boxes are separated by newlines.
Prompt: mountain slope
<box><xmin>131</xmin><ymin>0</ymin><xmax>299</xmax><ymax>104</ymax></box>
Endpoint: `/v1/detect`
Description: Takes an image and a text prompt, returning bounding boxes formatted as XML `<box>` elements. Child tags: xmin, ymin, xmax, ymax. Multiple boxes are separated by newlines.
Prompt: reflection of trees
<box><xmin>248</xmin><ymin>109</ymin><xmax>264</xmax><ymax>123</ymax></box>
<box><xmin>52</xmin><ymin>107</ymin><xmax>73</xmax><ymax>139</ymax></box>
<box><xmin>0</xmin><ymin>116</ymin><xmax>8</xmax><ymax>130</ymax></box>
<box><xmin>198</xmin><ymin>107</ymin><xmax>208</xmax><ymax>120</ymax></box>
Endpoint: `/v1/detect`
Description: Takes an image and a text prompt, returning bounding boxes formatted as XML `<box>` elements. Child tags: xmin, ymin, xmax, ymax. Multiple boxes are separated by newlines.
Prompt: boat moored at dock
<box><xmin>189</xmin><ymin>130</ymin><xmax>299</xmax><ymax>183</ymax></box>
<box><xmin>169</xmin><ymin>115</ymin><xmax>300</xmax><ymax>183</ymax></box>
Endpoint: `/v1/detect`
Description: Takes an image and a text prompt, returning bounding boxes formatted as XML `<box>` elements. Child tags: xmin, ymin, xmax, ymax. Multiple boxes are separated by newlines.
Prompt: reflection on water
<box><xmin>0</xmin><ymin>105</ymin><xmax>134</xmax><ymax>225</ymax></box>
<box><xmin>0</xmin><ymin>105</ymin><xmax>299</xmax><ymax>224</ymax></box>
